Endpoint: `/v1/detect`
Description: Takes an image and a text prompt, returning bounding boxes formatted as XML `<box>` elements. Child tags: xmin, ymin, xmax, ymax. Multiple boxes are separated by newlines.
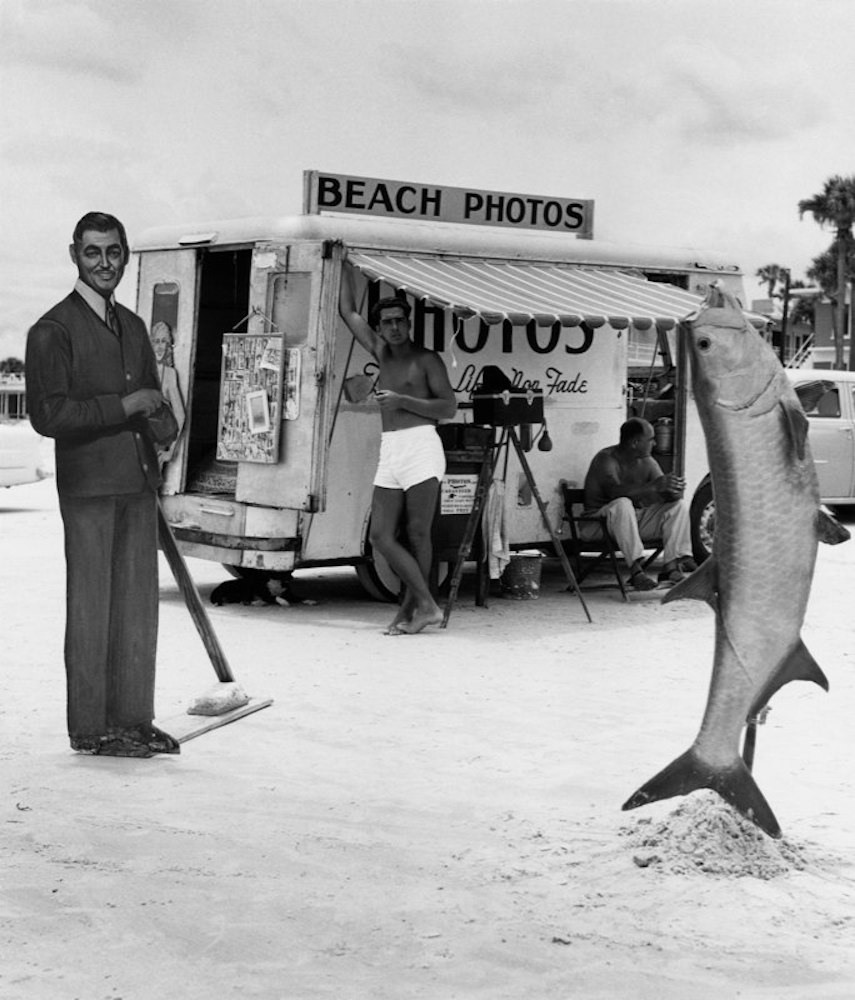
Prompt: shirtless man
<box><xmin>339</xmin><ymin>266</ymin><xmax>457</xmax><ymax>633</ymax></box>
<box><xmin>582</xmin><ymin>417</ymin><xmax>696</xmax><ymax>590</ymax></box>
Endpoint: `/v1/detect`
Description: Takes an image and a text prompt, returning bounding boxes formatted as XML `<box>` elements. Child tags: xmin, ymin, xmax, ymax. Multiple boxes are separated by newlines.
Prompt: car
<box><xmin>689</xmin><ymin>368</ymin><xmax>855</xmax><ymax>562</ymax></box>
<box><xmin>0</xmin><ymin>379</ymin><xmax>54</xmax><ymax>489</ymax></box>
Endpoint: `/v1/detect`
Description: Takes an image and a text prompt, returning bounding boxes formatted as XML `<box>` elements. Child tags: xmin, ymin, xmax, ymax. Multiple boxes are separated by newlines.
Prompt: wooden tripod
<box><xmin>441</xmin><ymin>425</ymin><xmax>593</xmax><ymax>627</ymax></box>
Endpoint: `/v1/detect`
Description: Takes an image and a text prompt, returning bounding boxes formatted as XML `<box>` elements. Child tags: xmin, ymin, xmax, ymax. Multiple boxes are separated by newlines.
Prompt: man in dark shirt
<box><xmin>26</xmin><ymin>212</ymin><xmax>179</xmax><ymax>757</ymax></box>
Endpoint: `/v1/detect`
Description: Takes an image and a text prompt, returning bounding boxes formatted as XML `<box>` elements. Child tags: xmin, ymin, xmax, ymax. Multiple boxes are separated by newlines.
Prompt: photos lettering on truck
<box><xmin>447</xmin><ymin>314</ymin><xmax>597</xmax><ymax>403</ymax></box>
<box><xmin>304</xmin><ymin>170</ymin><xmax>594</xmax><ymax>237</ymax></box>
<box><xmin>347</xmin><ymin>307</ymin><xmax>616</xmax><ymax>411</ymax></box>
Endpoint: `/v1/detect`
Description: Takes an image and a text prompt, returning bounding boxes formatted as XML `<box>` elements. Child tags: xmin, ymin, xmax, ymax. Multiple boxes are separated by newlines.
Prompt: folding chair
<box><xmin>559</xmin><ymin>482</ymin><xmax>663</xmax><ymax>601</ymax></box>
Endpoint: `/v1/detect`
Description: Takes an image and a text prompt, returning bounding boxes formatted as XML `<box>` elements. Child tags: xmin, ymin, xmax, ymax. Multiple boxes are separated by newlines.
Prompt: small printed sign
<box><xmin>440</xmin><ymin>474</ymin><xmax>479</xmax><ymax>515</ymax></box>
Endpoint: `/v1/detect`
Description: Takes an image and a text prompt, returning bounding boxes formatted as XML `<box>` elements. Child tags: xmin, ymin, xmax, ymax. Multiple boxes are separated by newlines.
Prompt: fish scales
<box><xmin>695</xmin><ymin>374</ymin><xmax>818</xmax><ymax>764</ymax></box>
<box><xmin>623</xmin><ymin>287</ymin><xmax>828</xmax><ymax>838</ymax></box>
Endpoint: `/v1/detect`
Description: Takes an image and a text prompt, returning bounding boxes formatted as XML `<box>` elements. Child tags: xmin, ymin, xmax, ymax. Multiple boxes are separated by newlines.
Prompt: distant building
<box><xmin>810</xmin><ymin>296</ymin><xmax>851</xmax><ymax>369</ymax></box>
<box><xmin>0</xmin><ymin>375</ymin><xmax>27</xmax><ymax>420</ymax></box>
<box><xmin>751</xmin><ymin>285</ymin><xmax>851</xmax><ymax>369</ymax></box>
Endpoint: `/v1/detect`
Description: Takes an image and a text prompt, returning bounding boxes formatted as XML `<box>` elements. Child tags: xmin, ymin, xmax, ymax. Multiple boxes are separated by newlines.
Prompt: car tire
<box><xmin>690</xmin><ymin>477</ymin><xmax>715</xmax><ymax>564</ymax></box>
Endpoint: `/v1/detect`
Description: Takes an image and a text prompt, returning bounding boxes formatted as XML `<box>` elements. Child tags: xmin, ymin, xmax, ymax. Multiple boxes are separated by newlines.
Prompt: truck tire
<box><xmin>355</xmin><ymin>541</ymin><xmax>401</xmax><ymax>603</ymax></box>
<box><xmin>354</xmin><ymin>535</ymin><xmax>451</xmax><ymax>603</ymax></box>
<box><xmin>690</xmin><ymin>477</ymin><xmax>715</xmax><ymax>564</ymax></box>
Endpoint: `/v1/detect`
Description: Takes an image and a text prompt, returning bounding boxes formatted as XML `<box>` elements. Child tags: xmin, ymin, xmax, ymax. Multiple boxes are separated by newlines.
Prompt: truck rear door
<box><xmin>228</xmin><ymin>240</ymin><xmax>341</xmax><ymax>511</ymax></box>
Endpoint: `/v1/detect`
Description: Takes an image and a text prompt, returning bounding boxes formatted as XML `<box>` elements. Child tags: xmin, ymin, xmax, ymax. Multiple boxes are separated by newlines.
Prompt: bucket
<box><xmin>501</xmin><ymin>550</ymin><xmax>543</xmax><ymax>600</ymax></box>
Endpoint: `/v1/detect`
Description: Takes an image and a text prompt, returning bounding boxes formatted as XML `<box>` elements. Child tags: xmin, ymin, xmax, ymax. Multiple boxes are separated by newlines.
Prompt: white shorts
<box><xmin>373</xmin><ymin>425</ymin><xmax>446</xmax><ymax>492</ymax></box>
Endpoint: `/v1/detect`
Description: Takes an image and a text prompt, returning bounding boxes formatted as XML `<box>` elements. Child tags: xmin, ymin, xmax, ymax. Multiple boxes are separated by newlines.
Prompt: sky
<box><xmin>2</xmin><ymin>0</ymin><xmax>854</xmax><ymax>360</ymax></box>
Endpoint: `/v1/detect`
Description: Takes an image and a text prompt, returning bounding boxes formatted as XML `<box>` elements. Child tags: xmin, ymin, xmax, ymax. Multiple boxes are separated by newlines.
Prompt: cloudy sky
<box><xmin>2</xmin><ymin>0</ymin><xmax>853</xmax><ymax>359</ymax></box>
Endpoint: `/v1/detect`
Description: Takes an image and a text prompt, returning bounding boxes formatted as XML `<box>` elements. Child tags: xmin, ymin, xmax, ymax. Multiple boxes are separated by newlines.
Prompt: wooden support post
<box><xmin>742</xmin><ymin>718</ymin><xmax>758</xmax><ymax>772</ymax></box>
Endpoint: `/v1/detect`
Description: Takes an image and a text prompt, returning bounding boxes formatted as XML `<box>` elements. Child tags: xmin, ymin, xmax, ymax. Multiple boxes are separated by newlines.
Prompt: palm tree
<box><xmin>799</xmin><ymin>175</ymin><xmax>855</xmax><ymax>368</ymax></box>
<box><xmin>755</xmin><ymin>263</ymin><xmax>784</xmax><ymax>299</ymax></box>
<box><xmin>807</xmin><ymin>246</ymin><xmax>842</xmax><ymax>292</ymax></box>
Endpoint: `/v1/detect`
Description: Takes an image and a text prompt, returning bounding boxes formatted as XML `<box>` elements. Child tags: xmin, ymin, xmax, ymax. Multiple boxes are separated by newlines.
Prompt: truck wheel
<box><xmin>355</xmin><ymin>541</ymin><xmax>401</xmax><ymax>603</ymax></box>
<box><xmin>690</xmin><ymin>478</ymin><xmax>715</xmax><ymax>564</ymax></box>
<box><xmin>354</xmin><ymin>537</ymin><xmax>451</xmax><ymax>603</ymax></box>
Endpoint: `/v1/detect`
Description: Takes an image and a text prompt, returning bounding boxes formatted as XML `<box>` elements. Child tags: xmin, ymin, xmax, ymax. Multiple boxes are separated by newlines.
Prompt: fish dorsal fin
<box><xmin>748</xmin><ymin>638</ymin><xmax>829</xmax><ymax>718</ymax></box>
<box><xmin>816</xmin><ymin>507</ymin><xmax>851</xmax><ymax>545</ymax></box>
<box><xmin>661</xmin><ymin>557</ymin><xmax>718</xmax><ymax>610</ymax></box>
<box><xmin>780</xmin><ymin>399</ymin><xmax>809</xmax><ymax>461</ymax></box>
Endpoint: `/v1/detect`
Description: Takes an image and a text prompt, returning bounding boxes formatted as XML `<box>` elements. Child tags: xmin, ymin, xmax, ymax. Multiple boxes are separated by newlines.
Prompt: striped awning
<box><xmin>348</xmin><ymin>252</ymin><xmax>707</xmax><ymax>331</ymax></box>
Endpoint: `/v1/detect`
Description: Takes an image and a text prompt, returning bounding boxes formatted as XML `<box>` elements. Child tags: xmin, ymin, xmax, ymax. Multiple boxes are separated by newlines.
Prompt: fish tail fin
<box><xmin>622</xmin><ymin>747</ymin><xmax>781</xmax><ymax>839</ymax></box>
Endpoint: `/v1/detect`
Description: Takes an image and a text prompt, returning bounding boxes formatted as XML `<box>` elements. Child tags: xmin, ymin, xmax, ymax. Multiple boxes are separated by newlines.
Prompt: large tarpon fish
<box><xmin>623</xmin><ymin>286</ymin><xmax>849</xmax><ymax>838</ymax></box>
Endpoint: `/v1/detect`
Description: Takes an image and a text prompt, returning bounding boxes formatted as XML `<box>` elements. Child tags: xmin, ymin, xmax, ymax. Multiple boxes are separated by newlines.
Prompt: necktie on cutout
<box><xmin>105</xmin><ymin>301</ymin><xmax>121</xmax><ymax>337</ymax></box>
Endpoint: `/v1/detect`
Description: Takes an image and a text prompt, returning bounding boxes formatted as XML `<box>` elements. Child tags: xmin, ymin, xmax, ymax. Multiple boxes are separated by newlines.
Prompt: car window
<box><xmin>795</xmin><ymin>380</ymin><xmax>840</xmax><ymax>418</ymax></box>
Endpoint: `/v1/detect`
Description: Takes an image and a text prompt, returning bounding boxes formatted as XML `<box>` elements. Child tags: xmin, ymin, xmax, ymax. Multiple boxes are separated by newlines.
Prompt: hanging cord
<box><xmin>447</xmin><ymin>313</ymin><xmax>466</xmax><ymax>369</ymax></box>
<box><xmin>445</xmin><ymin>310</ymin><xmax>489</xmax><ymax>370</ymax></box>
<box><xmin>637</xmin><ymin>323</ymin><xmax>661</xmax><ymax>416</ymax></box>
<box><xmin>229</xmin><ymin>305</ymin><xmax>281</xmax><ymax>334</ymax></box>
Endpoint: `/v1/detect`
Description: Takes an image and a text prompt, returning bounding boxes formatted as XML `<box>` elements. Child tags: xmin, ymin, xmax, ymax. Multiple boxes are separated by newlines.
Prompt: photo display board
<box><xmin>217</xmin><ymin>334</ymin><xmax>288</xmax><ymax>464</ymax></box>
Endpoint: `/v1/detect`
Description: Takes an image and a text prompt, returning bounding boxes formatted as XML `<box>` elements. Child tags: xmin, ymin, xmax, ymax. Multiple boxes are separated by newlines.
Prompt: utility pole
<box><xmin>778</xmin><ymin>268</ymin><xmax>791</xmax><ymax>365</ymax></box>
<box><xmin>849</xmin><ymin>277</ymin><xmax>854</xmax><ymax>371</ymax></box>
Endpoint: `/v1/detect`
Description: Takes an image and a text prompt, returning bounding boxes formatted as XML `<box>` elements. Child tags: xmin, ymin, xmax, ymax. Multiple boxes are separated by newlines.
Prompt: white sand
<box><xmin>3</xmin><ymin>481</ymin><xmax>855</xmax><ymax>999</ymax></box>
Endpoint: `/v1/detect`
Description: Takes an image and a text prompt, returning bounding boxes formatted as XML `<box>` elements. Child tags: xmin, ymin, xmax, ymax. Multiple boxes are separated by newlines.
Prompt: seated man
<box><xmin>581</xmin><ymin>417</ymin><xmax>696</xmax><ymax>590</ymax></box>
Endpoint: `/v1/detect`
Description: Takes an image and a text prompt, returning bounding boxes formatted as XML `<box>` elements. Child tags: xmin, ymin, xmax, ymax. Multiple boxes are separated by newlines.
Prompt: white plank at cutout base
<box><xmin>304</xmin><ymin>170</ymin><xmax>594</xmax><ymax>237</ymax></box>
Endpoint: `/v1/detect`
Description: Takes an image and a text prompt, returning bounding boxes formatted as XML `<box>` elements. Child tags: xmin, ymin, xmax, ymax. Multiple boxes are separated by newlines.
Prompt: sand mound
<box><xmin>622</xmin><ymin>791</ymin><xmax>809</xmax><ymax>879</ymax></box>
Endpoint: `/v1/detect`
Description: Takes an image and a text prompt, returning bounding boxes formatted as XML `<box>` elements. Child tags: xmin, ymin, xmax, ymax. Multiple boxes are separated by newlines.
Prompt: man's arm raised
<box><xmin>338</xmin><ymin>264</ymin><xmax>380</xmax><ymax>358</ymax></box>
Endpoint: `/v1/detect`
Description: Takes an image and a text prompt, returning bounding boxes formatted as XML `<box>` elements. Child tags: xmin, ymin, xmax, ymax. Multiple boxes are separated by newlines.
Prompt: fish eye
<box><xmin>696</xmin><ymin>336</ymin><xmax>712</xmax><ymax>353</ymax></box>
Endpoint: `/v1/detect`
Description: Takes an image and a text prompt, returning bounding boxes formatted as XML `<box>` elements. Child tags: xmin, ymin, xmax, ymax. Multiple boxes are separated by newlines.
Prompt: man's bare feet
<box><xmin>384</xmin><ymin>604</ymin><xmax>413</xmax><ymax>636</ymax></box>
<box><xmin>398</xmin><ymin>603</ymin><xmax>442</xmax><ymax>635</ymax></box>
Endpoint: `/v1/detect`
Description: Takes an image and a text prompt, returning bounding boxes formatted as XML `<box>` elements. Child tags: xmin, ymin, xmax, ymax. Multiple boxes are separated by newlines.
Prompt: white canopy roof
<box><xmin>349</xmin><ymin>252</ymin><xmax>707</xmax><ymax>330</ymax></box>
